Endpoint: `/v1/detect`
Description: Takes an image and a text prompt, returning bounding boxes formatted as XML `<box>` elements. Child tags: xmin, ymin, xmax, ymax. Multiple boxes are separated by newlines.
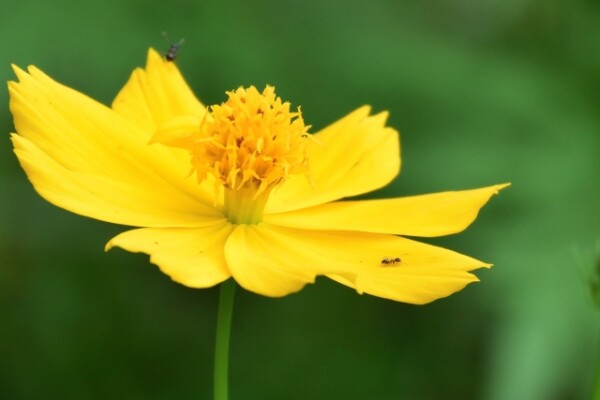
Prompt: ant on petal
<box><xmin>381</xmin><ymin>257</ymin><xmax>402</xmax><ymax>266</ymax></box>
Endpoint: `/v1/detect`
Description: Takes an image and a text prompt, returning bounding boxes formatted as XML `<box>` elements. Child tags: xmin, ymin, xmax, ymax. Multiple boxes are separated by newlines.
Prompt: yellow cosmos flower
<box><xmin>9</xmin><ymin>49</ymin><xmax>508</xmax><ymax>304</ymax></box>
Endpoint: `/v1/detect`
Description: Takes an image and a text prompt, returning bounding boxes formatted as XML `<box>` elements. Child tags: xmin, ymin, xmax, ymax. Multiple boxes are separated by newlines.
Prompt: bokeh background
<box><xmin>1</xmin><ymin>0</ymin><xmax>599</xmax><ymax>399</ymax></box>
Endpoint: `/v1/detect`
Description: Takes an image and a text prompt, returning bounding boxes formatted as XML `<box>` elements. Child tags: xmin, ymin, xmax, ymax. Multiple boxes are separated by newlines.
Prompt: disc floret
<box><xmin>187</xmin><ymin>86</ymin><xmax>310</xmax><ymax>224</ymax></box>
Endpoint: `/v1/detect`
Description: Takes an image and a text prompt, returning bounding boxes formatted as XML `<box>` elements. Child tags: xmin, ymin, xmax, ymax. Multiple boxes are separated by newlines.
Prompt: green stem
<box><xmin>214</xmin><ymin>279</ymin><xmax>236</xmax><ymax>400</ymax></box>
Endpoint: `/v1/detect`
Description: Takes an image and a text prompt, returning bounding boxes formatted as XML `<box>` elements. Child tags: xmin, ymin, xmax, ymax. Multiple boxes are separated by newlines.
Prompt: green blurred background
<box><xmin>1</xmin><ymin>0</ymin><xmax>599</xmax><ymax>399</ymax></box>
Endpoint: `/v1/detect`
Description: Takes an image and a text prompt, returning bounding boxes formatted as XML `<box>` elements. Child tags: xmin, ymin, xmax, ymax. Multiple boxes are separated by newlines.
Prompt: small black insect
<box><xmin>381</xmin><ymin>257</ymin><xmax>401</xmax><ymax>265</ymax></box>
<box><xmin>162</xmin><ymin>32</ymin><xmax>185</xmax><ymax>62</ymax></box>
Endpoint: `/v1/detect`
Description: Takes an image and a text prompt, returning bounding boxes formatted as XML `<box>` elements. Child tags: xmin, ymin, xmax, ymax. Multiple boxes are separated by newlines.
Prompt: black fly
<box><xmin>162</xmin><ymin>32</ymin><xmax>184</xmax><ymax>62</ymax></box>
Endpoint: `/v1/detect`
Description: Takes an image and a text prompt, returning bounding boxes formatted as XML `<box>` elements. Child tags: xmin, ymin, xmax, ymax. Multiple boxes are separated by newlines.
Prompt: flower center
<box><xmin>156</xmin><ymin>86</ymin><xmax>310</xmax><ymax>224</ymax></box>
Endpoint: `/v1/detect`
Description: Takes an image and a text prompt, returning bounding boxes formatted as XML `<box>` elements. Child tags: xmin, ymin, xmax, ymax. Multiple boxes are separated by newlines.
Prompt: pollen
<box><xmin>190</xmin><ymin>85</ymin><xmax>310</xmax><ymax>197</ymax></box>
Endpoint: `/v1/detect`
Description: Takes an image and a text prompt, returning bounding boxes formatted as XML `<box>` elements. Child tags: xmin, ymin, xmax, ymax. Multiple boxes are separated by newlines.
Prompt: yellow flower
<box><xmin>9</xmin><ymin>49</ymin><xmax>508</xmax><ymax>304</ymax></box>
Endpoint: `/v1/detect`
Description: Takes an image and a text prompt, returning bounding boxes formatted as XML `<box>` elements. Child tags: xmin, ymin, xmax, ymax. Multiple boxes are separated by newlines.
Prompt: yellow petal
<box><xmin>105</xmin><ymin>222</ymin><xmax>234</xmax><ymax>288</ymax></box>
<box><xmin>112</xmin><ymin>48</ymin><xmax>206</xmax><ymax>134</ymax></box>
<box><xmin>109</xmin><ymin>48</ymin><xmax>207</xmax><ymax>181</ymax></box>
<box><xmin>224</xmin><ymin>224</ymin><xmax>486</xmax><ymax>303</ymax></box>
<box><xmin>224</xmin><ymin>224</ymin><xmax>369</xmax><ymax>297</ymax></box>
<box><xmin>150</xmin><ymin>114</ymin><xmax>203</xmax><ymax>148</ymax></box>
<box><xmin>266</xmin><ymin>107</ymin><xmax>400</xmax><ymax>213</ymax></box>
<box><xmin>9</xmin><ymin>66</ymin><xmax>217</xmax><ymax>225</ymax></box>
<box><xmin>323</xmin><ymin>234</ymin><xmax>489</xmax><ymax>304</ymax></box>
<box><xmin>224</xmin><ymin>225</ymin><xmax>321</xmax><ymax>297</ymax></box>
<box><xmin>329</xmin><ymin>267</ymin><xmax>479</xmax><ymax>305</ymax></box>
<box><xmin>265</xmin><ymin>183</ymin><xmax>510</xmax><ymax>237</ymax></box>
<box><xmin>12</xmin><ymin>134</ymin><xmax>223</xmax><ymax>226</ymax></box>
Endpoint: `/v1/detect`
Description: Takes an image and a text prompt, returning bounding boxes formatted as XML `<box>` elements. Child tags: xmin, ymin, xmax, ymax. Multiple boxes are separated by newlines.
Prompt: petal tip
<box><xmin>11</xmin><ymin>64</ymin><xmax>29</xmax><ymax>82</ymax></box>
<box><xmin>359</xmin><ymin>104</ymin><xmax>372</xmax><ymax>114</ymax></box>
<box><xmin>495</xmin><ymin>183</ymin><xmax>511</xmax><ymax>193</ymax></box>
<box><xmin>104</xmin><ymin>239</ymin><xmax>115</xmax><ymax>252</ymax></box>
<box><xmin>147</xmin><ymin>47</ymin><xmax>168</xmax><ymax>67</ymax></box>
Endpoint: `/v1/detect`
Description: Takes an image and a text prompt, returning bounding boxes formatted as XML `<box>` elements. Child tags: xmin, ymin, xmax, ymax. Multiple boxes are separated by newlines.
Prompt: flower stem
<box><xmin>214</xmin><ymin>279</ymin><xmax>236</xmax><ymax>400</ymax></box>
